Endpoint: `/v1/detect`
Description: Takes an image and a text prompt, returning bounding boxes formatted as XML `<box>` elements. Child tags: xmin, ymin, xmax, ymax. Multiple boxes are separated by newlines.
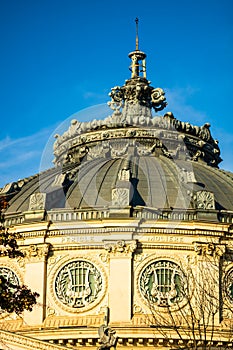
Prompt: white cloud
<box><xmin>0</xmin><ymin>151</ymin><xmax>40</xmax><ymax>169</ymax></box>
<box><xmin>0</xmin><ymin>127</ymin><xmax>54</xmax><ymax>188</ymax></box>
<box><xmin>164</xmin><ymin>87</ymin><xmax>208</xmax><ymax>124</ymax></box>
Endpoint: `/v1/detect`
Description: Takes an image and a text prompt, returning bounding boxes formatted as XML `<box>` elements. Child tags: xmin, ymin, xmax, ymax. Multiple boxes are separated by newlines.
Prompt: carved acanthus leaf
<box><xmin>24</xmin><ymin>244</ymin><xmax>50</xmax><ymax>262</ymax></box>
<box><xmin>112</xmin><ymin>188</ymin><xmax>130</xmax><ymax>206</ymax></box>
<box><xmin>196</xmin><ymin>191</ymin><xmax>215</xmax><ymax>210</ymax></box>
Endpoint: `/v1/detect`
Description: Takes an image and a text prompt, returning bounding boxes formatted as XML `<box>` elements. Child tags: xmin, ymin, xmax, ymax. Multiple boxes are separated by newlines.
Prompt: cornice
<box><xmin>17</xmin><ymin>228</ymin><xmax>229</xmax><ymax>242</ymax></box>
<box><xmin>43</xmin><ymin>314</ymin><xmax>104</xmax><ymax>328</ymax></box>
<box><xmin>0</xmin><ymin>330</ymin><xmax>68</xmax><ymax>350</ymax></box>
<box><xmin>20</xmin><ymin>326</ymin><xmax>233</xmax><ymax>348</ymax></box>
<box><xmin>4</xmin><ymin>217</ymin><xmax>231</xmax><ymax>249</ymax></box>
<box><xmin>50</xmin><ymin>244</ymin><xmax>104</xmax><ymax>251</ymax></box>
<box><xmin>4</xmin><ymin>208</ymin><xmax>233</xmax><ymax>230</ymax></box>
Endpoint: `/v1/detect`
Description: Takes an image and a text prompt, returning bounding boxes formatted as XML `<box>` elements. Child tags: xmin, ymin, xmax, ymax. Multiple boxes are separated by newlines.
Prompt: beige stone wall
<box><xmin>1</xmin><ymin>219</ymin><xmax>232</xmax><ymax>348</ymax></box>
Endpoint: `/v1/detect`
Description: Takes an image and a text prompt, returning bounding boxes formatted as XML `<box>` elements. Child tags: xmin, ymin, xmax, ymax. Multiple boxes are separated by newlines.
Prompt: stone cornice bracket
<box><xmin>23</xmin><ymin>243</ymin><xmax>50</xmax><ymax>262</ymax></box>
<box><xmin>104</xmin><ymin>240</ymin><xmax>137</xmax><ymax>257</ymax></box>
<box><xmin>193</xmin><ymin>242</ymin><xmax>226</xmax><ymax>258</ymax></box>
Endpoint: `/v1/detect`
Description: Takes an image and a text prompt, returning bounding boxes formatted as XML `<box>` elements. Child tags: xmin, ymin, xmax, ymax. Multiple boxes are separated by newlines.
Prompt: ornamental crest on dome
<box><xmin>108</xmin><ymin>81</ymin><xmax>167</xmax><ymax>113</ymax></box>
<box><xmin>112</xmin><ymin>188</ymin><xmax>130</xmax><ymax>206</ymax></box>
<box><xmin>196</xmin><ymin>190</ymin><xmax>215</xmax><ymax>210</ymax></box>
<box><xmin>29</xmin><ymin>192</ymin><xmax>46</xmax><ymax>211</ymax></box>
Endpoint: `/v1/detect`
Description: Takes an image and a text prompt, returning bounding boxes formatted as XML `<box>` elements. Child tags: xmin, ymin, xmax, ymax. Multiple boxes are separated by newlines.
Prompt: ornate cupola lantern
<box><xmin>108</xmin><ymin>18</ymin><xmax>167</xmax><ymax>122</ymax></box>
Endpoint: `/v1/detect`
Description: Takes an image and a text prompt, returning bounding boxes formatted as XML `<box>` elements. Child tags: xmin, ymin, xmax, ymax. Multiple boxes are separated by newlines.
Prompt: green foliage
<box><xmin>0</xmin><ymin>275</ymin><xmax>39</xmax><ymax>314</ymax></box>
<box><xmin>0</xmin><ymin>196</ymin><xmax>39</xmax><ymax>314</ymax></box>
<box><xmin>0</xmin><ymin>228</ymin><xmax>23</xmax><ymax>258</ymax></box>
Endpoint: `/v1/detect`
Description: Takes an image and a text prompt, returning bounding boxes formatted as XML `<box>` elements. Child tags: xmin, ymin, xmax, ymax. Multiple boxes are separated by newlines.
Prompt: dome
<box><xmin>1</xmin><ymin>48</ymin><xmax>232</xmax><ymax>225</ymax></box>
<box><xmin>3</xmin><ymin>152</ymin><xmax>233</xmax><ymax>219</ymax></box>
<box><xmin>2</xmin><ymin>118</ymin><xmax>233</xmax><ymax>226</ymax></box>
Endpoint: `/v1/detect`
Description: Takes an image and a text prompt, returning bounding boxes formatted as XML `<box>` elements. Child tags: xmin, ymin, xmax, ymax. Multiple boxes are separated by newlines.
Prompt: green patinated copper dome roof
<box><xmin>3</xmin><ymin>156</ymin><xmax>233</xmax><ymax>215</ymax></box>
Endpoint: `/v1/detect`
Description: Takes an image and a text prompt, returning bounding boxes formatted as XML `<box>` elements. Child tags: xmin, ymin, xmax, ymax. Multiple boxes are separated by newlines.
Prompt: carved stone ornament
<box><xmin>24</xmin><ymin>243</ymin><xmax>50</xmax><ymax>262</ymax></box>
<box><xmin>194</xmin><ymin>242</ymin><xmax>225</xmax><ymax>257</ymax></box>
<box><xmin>112</xmin><ymin>188</ymin><xmax>130</xmax><ymax>206</ymax></box>
<box><xmin>134</xmin><ymin>253</ymin><xmax>149</xmax><ymax>269</ymax></box>
<box><xmin>178</xmin><ymin>167</ymin><xmax>197</xmax><ymax>184</ymax></box>
<box><xmin>99</xmin><ymin>253</ymin><xmax>109</xmax><ymax>264</ymax></box>
<box><xmin>87</xmin><ymin>143</ymin><xmax>107</xmax><ymax>160</ymax></box>
<box><xmin>0</xmin><ymin>331</ymin><xmax>69</xmax><ymax>350</ymax></box>
<box><xmin>104</xmin><ymin>240</ymin><xmax>137</xmax><ymax>256</ymax></box>
<box><xmin>28</xmin><ymin>192</ymin><xmax>46</xmax><ymax>210</ymax></box>
<box><xmin>139</xmin><ymin>260</ymin><xmax>186</xmax><ymax>307</ymax></box>
<box><xmin>133</xmin><ymin>303</ymin><xmax>142</xmax><ymax>313</ymax></box>
<box><xmin>51</xmin><ymin>173</ymin><xmax>67</xmax><ymax>187</ymax></box>
<box><xmin>196</xmin><ymin>190</ymin><xmax>215</xmax><ymax>210</ymax></box>
<box><xmin>0</xmin><ymin>182</ymin><xmax>19</xmax><ymax>195</ymax></box>
<box><xmin>151</xmin><ymin>87</ymin><xmax>167</xmax><ymax>112</ymax></box>
<box><xmin>97</xmin><ymin>324</ymin><xmax>118</xmax><ymax>350</ymax></box>
<box><xmin>55</xmin><ymin>260</ymin><xmax>103</xmax><ymax>309</ymax></box>
<box><xmin>118</xmin><ymin>168</ymin><xmax>130</xmax><ymax>181</ymax></box>
<box><xmin>110</xmin><ymin>141</ymin><xmax>128</xmax><ymax>158</ymax></box>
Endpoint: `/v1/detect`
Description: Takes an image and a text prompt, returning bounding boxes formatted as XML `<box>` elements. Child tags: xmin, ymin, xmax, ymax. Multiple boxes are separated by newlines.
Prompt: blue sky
<box><xmin>0</xmin><ymin>0</ymin><xmax>232</xmax><ymax>187</ymax></box>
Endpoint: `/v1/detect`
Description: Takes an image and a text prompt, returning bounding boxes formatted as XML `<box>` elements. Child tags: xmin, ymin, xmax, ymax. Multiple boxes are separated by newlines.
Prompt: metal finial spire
<box><xmin>128</xmin><ymin>18</ymin><xmax>146</xmax><ymax>78</ymax></box>
<box><xmin>135</xmin><ymin>17</ymin><xmax>139</xmax><ymax>50</ymax></box>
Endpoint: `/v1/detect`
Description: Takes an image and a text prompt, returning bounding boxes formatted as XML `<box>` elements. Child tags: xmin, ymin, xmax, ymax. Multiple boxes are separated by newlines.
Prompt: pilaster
<box><xmin>193</xmin><ymin>241</ymin><xmax>226</xmax><ymax>324</ymax></box>
<box><xmin>23</xmin><ymin>243</ymin><xmax>50</xmax><ymax>325</ymax></box>
<box><xmin>104</xmin><ymin>240</ymin><xmax>137</xmax><ymax>323</ymax></box>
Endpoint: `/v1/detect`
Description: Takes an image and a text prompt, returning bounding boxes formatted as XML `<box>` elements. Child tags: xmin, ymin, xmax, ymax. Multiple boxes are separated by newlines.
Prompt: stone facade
<box><xmin>1</xmin><ymin>219</ymin><xmax>233</xmax><ymax>348</ymax></box>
